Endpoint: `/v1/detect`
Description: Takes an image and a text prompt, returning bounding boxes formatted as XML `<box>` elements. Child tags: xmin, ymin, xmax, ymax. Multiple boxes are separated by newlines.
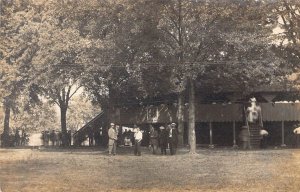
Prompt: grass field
<box><xmin>0</xmin><ymin>147</ymin><xmax>300</xmax><ymax>192</ymax></box>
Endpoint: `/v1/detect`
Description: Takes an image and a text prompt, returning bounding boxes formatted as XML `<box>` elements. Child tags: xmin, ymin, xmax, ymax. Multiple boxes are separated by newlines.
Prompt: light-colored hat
<box><xmin>159</xmin><ymin>126</ymin><xmax>165</xmax><ymax>129</ymax></box>
<box><xmin>110</xmin><ymin>123</ymin><xmax>115</xmax><ymax>126</ymax></box>
<box><xmin>171</xmin><ymin>123</ymin><xmax>176</xmax><ymax>126</ymax></box>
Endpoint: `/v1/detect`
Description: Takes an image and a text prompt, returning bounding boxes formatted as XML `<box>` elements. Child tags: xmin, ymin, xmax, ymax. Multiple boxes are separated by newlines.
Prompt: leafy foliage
<box><xmin>67</xmin><ymin>95</ymin><xmax>100</xmax><ymax>131</ymax></box>
<box><xmin>10</xmin><ymin>102</ymin><xmax>58</xmax><ymax>133</ymax></box>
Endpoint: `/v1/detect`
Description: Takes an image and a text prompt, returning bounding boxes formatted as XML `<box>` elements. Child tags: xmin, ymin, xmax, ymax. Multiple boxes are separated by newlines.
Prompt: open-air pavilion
<box><xmin>74</xmin><ymin>86</ymin><xmax>300</xmax><ymax>148</ymax></box>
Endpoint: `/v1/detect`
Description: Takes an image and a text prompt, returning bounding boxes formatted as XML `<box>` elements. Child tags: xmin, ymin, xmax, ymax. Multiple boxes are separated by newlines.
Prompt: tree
<box><xmin>0</xmin><ymin>0</ymin><xmax>41</xmax><ymax>146</ymax></box>
<box><xmin>271</xmin><ymin>1</ymin><xmax>300</xmax><ymax>89</ymax></box>
<box><xmin>30</xmin><ymin>0</ymin><xmax>91</xmax><ymax>146</ymax></box>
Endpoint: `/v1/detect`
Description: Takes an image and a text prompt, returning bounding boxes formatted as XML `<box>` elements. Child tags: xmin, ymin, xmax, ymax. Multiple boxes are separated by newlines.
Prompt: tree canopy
<box><xmin>0</xmin><ymin>0</ymin><xmax>296</xmax><ymax>150</ymax></box>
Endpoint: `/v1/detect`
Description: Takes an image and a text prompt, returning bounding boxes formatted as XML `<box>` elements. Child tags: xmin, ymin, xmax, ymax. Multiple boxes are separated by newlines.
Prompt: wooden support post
<box><xmin>281</xmin><ymin>121</ymin><xmax>287</xmax><ymax>147</ymax></box>
<box><xmin>233</xmin><ymin>121</ymin><xmax>238</xmax><ymax>148</ymax></box>
<box><xmin>209</xmin><ymin>122</ymin><xmax>214</xmax><ymax>148</ymax></box>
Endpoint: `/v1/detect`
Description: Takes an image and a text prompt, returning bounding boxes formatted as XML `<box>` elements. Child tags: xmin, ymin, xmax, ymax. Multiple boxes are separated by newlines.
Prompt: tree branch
<box><xmin>68</xmin><ymin>85</ymin><xmax>82</xmax><ymax>101</ymax></box>
<box><xmin>161</xmin><ymin>28</ymin><xmax>180</xmax><ymax>45</ymax></box>
<box><xmin>62</xmin><ymin>88</ymin><xmax>66</xmax><ymax>103</ymax></box>
<box><xmin>55</xmin><ymin>88</ymin><xmax>63</xmax><ymax>104</ymax></box>
<box><xmin>66</xmin><ymin>85</ymin><xmax>72</xmax><ymax>101</ymax></box>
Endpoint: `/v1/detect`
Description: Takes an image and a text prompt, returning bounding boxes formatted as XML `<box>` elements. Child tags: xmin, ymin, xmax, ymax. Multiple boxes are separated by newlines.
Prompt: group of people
<box><xmin>149</xmin><ymin>123</ymin><xmax>178</xmax><ymax>155</ymax></box>
<box><xmin>0</xmin><ymin>129</ymin><xmax>29</xmax><ymax>147</ymax></box>
<box><xmin>108</xmin><ymin>123</ymin><xmax>143</xmax><ymax>156</ymax></box>
<box><xmin>87</xmin><ymin>128</ymin><xmax>103</xmax><ymax>146</ymax></box>
<box><xmin>14</xmin><ymin>129</ymin><xmax>29</xmax><ymax>147</ymax></box>
<box><xmin>108</xmin><ymin>122</ymin><xmax>178</xmax><ymax>156</ymax></box>
<box><xmin>41</xmin><ymin>130</ymin><xmax>72</xmax><ymax>147</ymax></box>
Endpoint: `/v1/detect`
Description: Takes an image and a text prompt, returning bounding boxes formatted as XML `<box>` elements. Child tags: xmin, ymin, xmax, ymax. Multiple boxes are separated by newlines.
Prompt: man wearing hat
<box><xmin>108</xmin><ymin>123</ymin><xmax>117</xmax><ymax>155</ymax></box>
<box><xmin>168</xmin><ymin>123</ymin><xmax>178</xmax><ymax>155</ymax></box>
<box><xmin>149</xmin><ymin>124</ymin><xmax>159</xmax><ymax>154</ymax></box>
<box><xmin>159</xmin><ymin>126</ymin><xmax>168</xmax><ymax>155</ymax></box>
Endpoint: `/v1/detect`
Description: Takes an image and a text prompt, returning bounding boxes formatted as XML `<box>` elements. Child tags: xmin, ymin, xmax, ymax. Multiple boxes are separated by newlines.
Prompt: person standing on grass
<box><xmin>45</xmin><ymin>131</ymin><xmax>50</xmax><ymax>146</ymax></box>
<box><xmin>50</xmin><ymin>130</ymin><xmax>56</xmax><ymax>146</ymax></box>
<box><xmin>149</xmin><ymin>125</ymin><xmax>159</xmax><ymax>154</ymax></box>
<box><xmin>159</xmin><ymin>126</ymin><xmax>168</xmax><ymax>155</ymax></box>
<box><xmin>88</xmin><ymin>129</ymin><xmax>94</xmax><ymax>146</ymax></box>
<box><xmin>67</xmin><ymin>130</ymin><xmax>72</xmax><ymax>146</ymax></box>
<box><xmin>115</xmin><ymin>125</ymin><xmax>121</xmax><ymax>146</ymax></box>
<box><xmin>14</xmin><ymin>130</ymin><xmax>21</xmax><ymax>147</ymax></box>
<box><xmin>134</xmin><ymin>127</ymin><xmax>143</xmax><ymax>156</ymax></box>
<box><xmin>168</xmin><ymin>123</ymin><xmax>178</xmax><ymax>155</ymax></box>
<box><xmin>108</xmin><ymin>123</ymin><xmax>117</xmax><ymax>156</ymax></box>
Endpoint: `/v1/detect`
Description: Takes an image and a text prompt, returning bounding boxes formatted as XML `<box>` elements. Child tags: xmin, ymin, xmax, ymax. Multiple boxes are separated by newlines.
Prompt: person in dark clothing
<box><xmin>88</xmin><ymin>129</ymin><xmax>94</xmax><ymax>146</ymax></box>
<box><xmin>57</xmin><ymin>131</ymin><xmax>62</xmax><ymax>146</ymax></box>
<box><xmin>167</xmin><ymin>123</ymin><xmax>178</xmax><ymax>155</ymax></box>
<box><xmin>67</xmin><ymin>130</ymin><xmax>72</xmax><ymax>146</ymax></box>
<box><xmin>45</xmin><ymin>131</ymin><xmax>50</xmax><ymax>146</ymax></box>
<box><xmin>159</xmin><ymin>126</ymin><xmax>168</xmax><ymax>155</ymax></box>
<box><xmin>116</xmin><ymin>125</ymin><xmax>122</xmax><ymax>146</ymax></box>
<box><xmin>128</xmin><ymin>130</ymin><xmax>135</xmax><ymax>146</ymax></box>
<box><xmin>15</xmin><ymin>130</ymin><xmax>21</xmax><ymax>147</ymax></box>
<box><xmin>21</xmin><ymin>130</ymin><xmax>29</xmax><ymax>146</ymax></box>
<box><xmin>50</xmin><ymin>130</ymin><xmax>56</xmax><ymax>146</ymax></box>
<box><xmin>41</xmin><ymin>131</ymin><xmax>50</xmax><ymax>146</ymax></box>
<box><xmin>94</xmin><ymin>129</ymin><xmax>101</xmax><ymax>146</ymax></box>
<box><xmin>142</xmin><ymin>128</ymin><xmax>150</xmax><ymax>147</ymax></box>
<box><xmin>149</xmin><ymin>125</ymin><xmax>159</xmax><ymax>154</ymax></box>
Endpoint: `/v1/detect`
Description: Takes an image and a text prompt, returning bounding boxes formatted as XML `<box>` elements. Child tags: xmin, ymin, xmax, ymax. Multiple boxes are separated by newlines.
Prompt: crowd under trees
<box><xmin>1</xmin><ymin>0</ymin><xmax>300</xmax><ymax>152</ymax></box>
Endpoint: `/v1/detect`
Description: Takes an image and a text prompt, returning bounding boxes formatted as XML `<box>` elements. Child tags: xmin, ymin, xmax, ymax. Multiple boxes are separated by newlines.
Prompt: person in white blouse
<box><xmin>134</xmin><ymin>127</ymin><xmax>143</xmax><ymax>156</ymax></box>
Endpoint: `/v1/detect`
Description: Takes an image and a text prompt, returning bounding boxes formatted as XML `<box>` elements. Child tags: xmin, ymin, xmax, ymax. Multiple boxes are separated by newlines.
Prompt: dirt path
<box><xmin>0</xmin><ymin>148</ymin><xmax>298</xmax><ymax>192</ymax></box>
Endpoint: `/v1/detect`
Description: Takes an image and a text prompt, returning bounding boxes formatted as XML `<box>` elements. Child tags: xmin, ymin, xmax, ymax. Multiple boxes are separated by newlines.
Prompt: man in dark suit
<box><xmin>149</xmin><ymin>124</ymin><xmax>159</xmax><ymax>154</ymax></box>
<box><xmin>159</xmin><ymin>126</ymin><xmax>168</xmax><ymax>155</ymax></box>
<box><xmin>168</xmin><ymin>123</ymin><xmax>178</xmax><ymax>155</ymax></box>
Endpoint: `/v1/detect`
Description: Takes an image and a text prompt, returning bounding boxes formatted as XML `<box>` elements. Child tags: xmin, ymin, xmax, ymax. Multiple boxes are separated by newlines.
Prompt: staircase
<box><xmin>248</xmin><ymin>123</ymin><xmax>262</xmax><ymax>149</ymax></box>
<box><xmin>73</xmin><ymin>111</ymin><xmax>106</xmax><ymax>146</ymax></box>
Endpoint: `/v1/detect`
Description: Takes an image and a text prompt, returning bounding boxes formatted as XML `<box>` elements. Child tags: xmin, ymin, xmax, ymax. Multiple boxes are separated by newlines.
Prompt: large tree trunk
<box><xmin>188</xmin><ymin>78</ymin><xmax>196</xmax><ymax>154</ymax></box>
<box><xmin>177</xmin><ymin>0</ymin><xmax>185</xmax><ymax>147</ymax></box>
<box><xmin>1</xmin><ymin>103</ymin><xmax>11</xmax><ymax>147</ymax></box>
<box><xmin>177</xmin><ymin>91</ymin><xmax>184</xmax><ymax>147</ymax></box>
<box><xmin>60</xmin><ymin>104</ymin><xmax>68</xmax><ymax>146</ymax></box>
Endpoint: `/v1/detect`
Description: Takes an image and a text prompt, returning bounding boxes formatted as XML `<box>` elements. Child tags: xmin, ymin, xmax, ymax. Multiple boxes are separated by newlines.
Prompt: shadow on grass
<box><xmin>37</xmin><ymin>146</ymin><xmax>196</xmax><ymax>157</ymax></box>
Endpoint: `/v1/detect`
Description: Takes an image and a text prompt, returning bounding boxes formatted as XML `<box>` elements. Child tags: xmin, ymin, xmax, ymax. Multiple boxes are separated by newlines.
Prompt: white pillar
<box><xmin>209</xmin><ymin>122</ymin><xmax>214</xmax><ymax>148</ymax></box>
<box><xmin>281</xmin><ymin>121</ymin><xmax>287</xmax><ymax>147</ymax></box>
<box><xmin>233</xmin><ymin>121</ymin><xmax>238</xmax><ymax>148</ymax></box>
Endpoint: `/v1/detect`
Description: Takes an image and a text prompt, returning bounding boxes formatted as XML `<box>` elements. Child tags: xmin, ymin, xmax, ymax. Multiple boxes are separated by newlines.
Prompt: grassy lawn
<box><xmin>0</xmin><ymin>147</ymin><xmax>299</xmax><ymax>192</ymax></box>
